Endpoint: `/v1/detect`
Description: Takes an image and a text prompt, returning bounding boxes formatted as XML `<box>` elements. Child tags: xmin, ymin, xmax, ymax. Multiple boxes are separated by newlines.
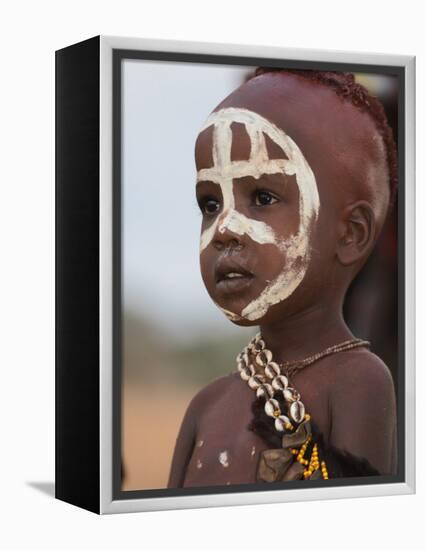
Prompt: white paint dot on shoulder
<box><xmin>219</xmin><ymin>450</ymin><xmax>230</xmax><ymax>468</ymax></box>
<box><xmin>251</xmin><ymin>446</ymin><xmax>256</xmax><ymax>457</ymax></box>
<box><xmin>196</xmin><ymin>459</ymin><xmax>203</xmax><ymax>469</ymax></box>
<box><xmin>197</xmin><ymin>439</ymin><xmax>204</xmax><ymax>447</ymax></box>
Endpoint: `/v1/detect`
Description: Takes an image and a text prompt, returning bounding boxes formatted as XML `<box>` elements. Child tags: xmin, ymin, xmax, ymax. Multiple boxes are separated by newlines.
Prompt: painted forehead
<box><xmin>196</xmin><ymin>113</ymin><xmax>290</xmax><ymax>169</ymax></box>
<box><xmin>196</xmin><ymin>108</ymin><xmax>300</xmax><ymax>176</ymax></box>
<box><xmin>196</xmin><ymin>107</ymin><xmax>320</xmax><ymax>227</ymax></box>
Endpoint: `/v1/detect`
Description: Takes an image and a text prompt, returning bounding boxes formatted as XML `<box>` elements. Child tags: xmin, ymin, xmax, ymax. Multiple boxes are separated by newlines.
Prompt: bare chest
<box><xmin>182</xmin><ymin>371</ymin><xmax>331</xmax><ymax>488</ymax></box>
<box><xmin>183</xmin><ymin>388</ymin><xmax>269</xmax><ymax>487</ymax></box>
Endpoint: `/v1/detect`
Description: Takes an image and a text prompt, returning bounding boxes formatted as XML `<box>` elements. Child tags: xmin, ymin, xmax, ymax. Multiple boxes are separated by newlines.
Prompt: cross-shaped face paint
<box><xmin>197</xmin><ymin>107</ymin><xmax>320</xmax><ymax>322</ymax></box>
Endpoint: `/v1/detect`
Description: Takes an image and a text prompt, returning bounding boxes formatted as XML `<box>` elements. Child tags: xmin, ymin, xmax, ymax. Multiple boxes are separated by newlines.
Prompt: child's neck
<box><xmin>259</xmin><ymin>301</ymin><xmax>353</xmax><ymax>364</ymax></box>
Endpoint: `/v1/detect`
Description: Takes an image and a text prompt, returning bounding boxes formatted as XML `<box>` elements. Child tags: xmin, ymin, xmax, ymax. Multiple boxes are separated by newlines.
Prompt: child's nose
<box><xmin>213</xmin><ymin>210</ymin><xmax>243</xmax><ymax>251</ymax></box>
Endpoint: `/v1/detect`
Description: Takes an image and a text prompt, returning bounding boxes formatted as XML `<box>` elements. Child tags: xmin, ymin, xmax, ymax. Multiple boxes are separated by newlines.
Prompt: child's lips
<box><xmin>214</xmin><ymin>258</ymin><xmax>255</xmax><ymax>295</ymax></box>
<box><xmin>216</xmin><ymin>273</ymin><xmax>255</xmax><ymax>295</ymax></box>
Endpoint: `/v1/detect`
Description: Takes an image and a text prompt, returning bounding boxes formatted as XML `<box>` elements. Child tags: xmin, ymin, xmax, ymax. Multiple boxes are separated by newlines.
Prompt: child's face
<box><xmin>195</xmin><ymin>72</ymin><xmax>388</xmax><ymax>326</ymax></box>
<box><xmin>196</xmin><ymin>107</ymin><xmax>320</xmax><ymax>324</ymax></box>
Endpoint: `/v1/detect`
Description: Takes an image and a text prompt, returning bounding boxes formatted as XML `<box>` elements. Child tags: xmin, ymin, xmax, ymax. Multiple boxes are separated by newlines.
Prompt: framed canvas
<box><xmin>55</xmin><ymin>35</ymin><xmax>415</xmax><ymax>514</ymax></box>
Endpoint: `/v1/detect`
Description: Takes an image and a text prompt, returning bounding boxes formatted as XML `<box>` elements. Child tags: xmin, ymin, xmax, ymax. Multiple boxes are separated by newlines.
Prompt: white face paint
<box><xmin>197</xmin><ymin>107</ymin><xmax>320</xmax><ymax>322</ymax></box>
<box><xmin>218</xmin><ymin>450</ymin><xmax>230</xmax><ymax>468</ymax></box>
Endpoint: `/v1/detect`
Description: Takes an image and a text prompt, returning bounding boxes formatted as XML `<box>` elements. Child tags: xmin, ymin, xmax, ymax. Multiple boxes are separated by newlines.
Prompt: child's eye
<box><xmin>198</xmin><ymin>197</ymin><xmax>221</xmax><ymax>215</ymax></box>
<box><xmin>254</xmin><ymin>190</ymin><xmax>279</xmax><ymax>206</ymax></box>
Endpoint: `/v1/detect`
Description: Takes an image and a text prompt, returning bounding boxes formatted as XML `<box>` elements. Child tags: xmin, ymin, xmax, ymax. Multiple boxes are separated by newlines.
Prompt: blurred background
<box><xmin>121</xmin><ymin>59</ymin><xmax>399</xmax><ymax>491</ymax></box>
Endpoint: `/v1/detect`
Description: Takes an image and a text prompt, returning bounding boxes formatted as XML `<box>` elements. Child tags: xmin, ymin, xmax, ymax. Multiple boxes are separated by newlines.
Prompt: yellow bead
<box><xmin>320</xmin><ymin>460</ymin><xmax>329</xmax><ymax>479</ymax></box>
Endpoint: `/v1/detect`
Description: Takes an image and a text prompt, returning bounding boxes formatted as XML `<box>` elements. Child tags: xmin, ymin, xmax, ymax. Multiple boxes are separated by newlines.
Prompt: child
<box><xmin>167</xmin><ymin>69</ymin><xmax>398</xmax><ymax>488</ymax></box>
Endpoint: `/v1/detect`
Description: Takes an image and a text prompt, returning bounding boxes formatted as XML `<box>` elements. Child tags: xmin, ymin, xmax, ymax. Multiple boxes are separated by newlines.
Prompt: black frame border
<box><xmin>112</xmin><ymin>48</ymin><xmax>406</xmax><ymax>501</ymax></box>
<box><xmin>56</xmin><ymin>36</ymin><xmax>101</xmax><ymax>513</ymax></box>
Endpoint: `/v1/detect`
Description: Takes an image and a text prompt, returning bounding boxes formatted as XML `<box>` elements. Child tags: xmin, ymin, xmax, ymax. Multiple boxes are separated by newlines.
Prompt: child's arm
<box><xmin>167</xmin><ymin>393</ymin><xmax>199</xmax><ymax>488</ymax></box>
<box><xmin>328</xmin><ymin>352</ymin><xmax>397</xmax><ymax>474</ymax></box>
<box><xmin>167</xmin><ymin>375</ymin><xmax>233</xmax><ymax>487</ymax></box>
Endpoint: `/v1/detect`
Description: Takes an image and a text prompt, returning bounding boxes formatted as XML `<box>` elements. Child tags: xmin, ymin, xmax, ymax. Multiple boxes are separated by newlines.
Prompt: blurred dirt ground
<box><xmin>122</xmin><ymin>382</ymin><xmax>200</xmax><ymax>490</ymax></box>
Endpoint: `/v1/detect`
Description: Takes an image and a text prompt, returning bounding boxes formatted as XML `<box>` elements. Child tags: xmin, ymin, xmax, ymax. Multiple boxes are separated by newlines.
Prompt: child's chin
<box><xmin>221</xmin><ymin>309</ymin><xmax>259</xmax><ymax>327</ymax></box>
<box><xmin>229</xmin><ymin>317</ymin><xmax>256</xmax><ymax>328</ymax></box>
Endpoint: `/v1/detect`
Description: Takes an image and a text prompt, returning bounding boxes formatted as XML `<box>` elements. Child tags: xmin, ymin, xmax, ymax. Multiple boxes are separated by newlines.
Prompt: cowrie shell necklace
<box><xmin>237</xmin><ymin>333</ymin><xmax>370</xmax><ymax>434</ymax></box>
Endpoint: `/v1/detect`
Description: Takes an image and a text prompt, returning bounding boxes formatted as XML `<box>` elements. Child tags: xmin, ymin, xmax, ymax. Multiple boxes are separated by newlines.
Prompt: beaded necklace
<box><xmin>237</xmin><ymin>333</ymin><xmax>370</xmax><ymax>480</ymax></box>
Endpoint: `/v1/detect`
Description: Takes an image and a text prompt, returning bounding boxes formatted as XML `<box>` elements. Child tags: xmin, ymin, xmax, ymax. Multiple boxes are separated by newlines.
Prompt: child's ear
<box><xmin>336</xmin><ymin>201</ymin><xmax>377</xmax><ymax>266</ymax></box>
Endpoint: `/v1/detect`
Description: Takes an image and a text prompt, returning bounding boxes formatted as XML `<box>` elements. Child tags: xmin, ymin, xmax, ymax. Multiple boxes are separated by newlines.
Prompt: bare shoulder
<box><xmin>185</xmin><ymin>372</ymin><xmax>240</xmax><ymax>416</ymax></box>
<box><xmin>330</xmin><ymin>348</ymin><xmax>395</xmax><ymax>395</ymax></box>
<box><xmin>327</xmin><ymin>348</ymin><xmax>397</xmax><ymax>474</ymax></box>
<box><xmin>328</xmin><ymin>347</ymin><xmax>397</xmax><ymax>423</ymax></box>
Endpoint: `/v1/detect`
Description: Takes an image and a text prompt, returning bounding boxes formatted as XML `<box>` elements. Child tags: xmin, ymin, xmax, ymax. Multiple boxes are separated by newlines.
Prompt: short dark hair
<box><xmin>253</xmin><ymin>68</ymin><xmax>398</xmax><ymax>207</ymax></box>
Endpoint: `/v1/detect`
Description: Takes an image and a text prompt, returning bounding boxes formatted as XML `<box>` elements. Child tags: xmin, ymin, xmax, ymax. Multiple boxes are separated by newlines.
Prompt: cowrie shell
<box><xmin>240</xmin><ymin>366</ymin><xmax>252</xmax><ymax>381</ymax></box>
<box><xmin>255</xmin><ymin>339</ymin><xmax>266</xmax><ymax>351</ymax></box>
<box><xmin>255</xmin><ymin>349</ymin><xmax>272</xmax><ymax>366</ymax></box>
<box><xmin>274</xmin><ymin>415</ymin><xmax>292</xmax><ymax>432</ymax></box>
<box><xmin>237</xmin><ymin>358</ymin><xmax>245</xmax><ymax>371</ymax></box>
<box><xmin>290</xmin><ymin>400</ymin><xmax>305</xmax><ymax>423</ymax></box>
<box><xmin>256</xmin><ymin>383</ymin><xmax>274</xmax><ymax>399</ymax></box>
<box><xmin>265</xmin><ymin>362</ymin><xmax>280</xmax><ymax>379</ymax></box>
<box><xmin>248</xmin><ymin>374</ymin><xmax>264</xmax><ymax>390</ymax></box>
<box><xmin>264</xmin><ymin>398</ymin><xmax>281</xmax><ymax>418</ymax></box>
<box><xmin>272</xmin><ymin>375</ymin><xmax>289</xmax><ymax>391</ymax></box>
<box><xmin>283</xmin><ymin>387</ymin><xmax>299</xmax><ymax>402</ymax></box>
